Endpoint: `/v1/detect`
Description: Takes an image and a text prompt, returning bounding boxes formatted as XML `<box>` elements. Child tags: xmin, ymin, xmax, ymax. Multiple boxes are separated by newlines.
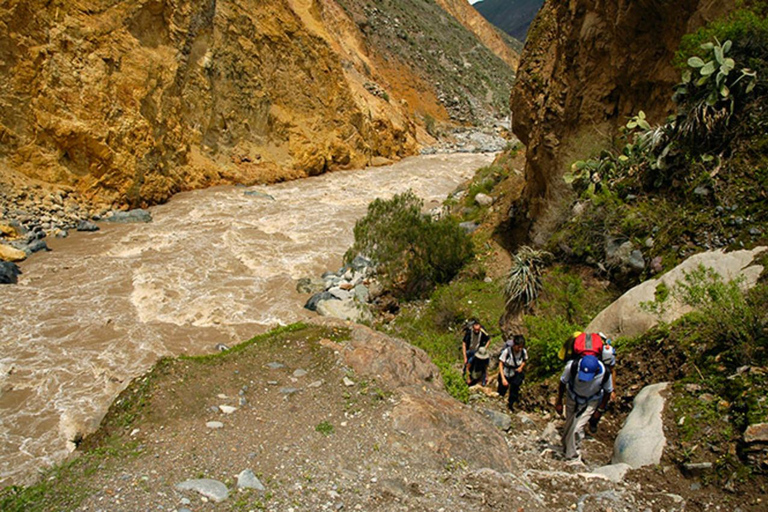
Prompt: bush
<box><xmin>345</xmin><ymin>190</ymin><xmax>473</xmax><ymax>299</ymax></box>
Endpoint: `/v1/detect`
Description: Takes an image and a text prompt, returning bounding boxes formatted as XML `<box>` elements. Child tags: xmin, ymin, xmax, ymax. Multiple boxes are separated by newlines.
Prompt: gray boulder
<box><xmin>459</xmin><ymin>221</ymin><xmax>479</xmax><ymax>234</ymax></box>
<box><xmin>354</xmin><ymin>284</ymin><xmax>370</xmax><ymax>303</ymax></box>
<box><xmin>350</xmin><ymin>255</ymin><xmax>373</xmax><ymax>272</ymax></box>
<box><xmin>304</xmin><ymin>291</ymin><xmax>337</xmax><ymax>312</ymax></box>
<box><xmin>612</xmin><ymin>382</ymin><xmax>668</xmax><ymax>469</ymax></box>
<box><xmin>316</xmin><ymin>299</ymin><xmax>370</xmax><ymax>323</ymax></box>
<box><xmin>76</xmin><ymin>220</ymin><xmax>99</xmax><ymax>232</ymax></box>
<box><xmin>175</xmin><ymin>478</ymin><xmax>229</xmax><ymax>503</ymax></box>
<box><xmin>588</xmin><ymin>247</ymin><xmax>766</xmax><ymax>339</ymax></box>
<box><xmin>328</xmin><ymin>287</ymin><xmax>353</xmax><ymax>301</ymax></box>
<box><xmin>0</xmin><ymin>261</ymin><xmax>21</xmax><ymax>284</ymax></box>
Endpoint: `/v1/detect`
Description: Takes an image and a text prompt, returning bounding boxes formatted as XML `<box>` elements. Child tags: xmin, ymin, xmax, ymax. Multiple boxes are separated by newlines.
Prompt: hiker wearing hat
<box><xmin>554</xmin><ymin>354</ymin><xmax>613</xmax><ymax>461</ymax></box>
<box><xmin>466</xmin><ymin>346</ymin><xmax>490</xmax><ymax>386</ymax></box>
<box><xmin>497</xmin><ymin>335</ymin><xmax>528</xmax><ymax>411</ymax></box>
<box><xmin>462</xmin><ymin>320</ymin><xmax>490</xmax><ymax>379</ymax></box>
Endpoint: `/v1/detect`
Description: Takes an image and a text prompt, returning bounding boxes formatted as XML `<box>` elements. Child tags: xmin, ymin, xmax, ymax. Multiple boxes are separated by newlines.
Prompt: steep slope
<box><xmin>0</xmin><ymin>0</ymin><xmax>516</xmax><ymax>210</ymax></box>
<box><xmin>433</xmin><ymin>0</ymin><xmax>522</xmax><ymax>65</ymax></box>
<box><xmin>509</xmin><ymin>0</ymin><xmax>736</xmax><ymax>237</ymax></box>
<box><xmin>334</xmin><ymin>0</ymin><xmax>517</xmax><ymax>125</ymax></box>
<box><xmin>473</xmin><ymin>0</ymin><xmax>545</xmax><ymax>41</ymax></box>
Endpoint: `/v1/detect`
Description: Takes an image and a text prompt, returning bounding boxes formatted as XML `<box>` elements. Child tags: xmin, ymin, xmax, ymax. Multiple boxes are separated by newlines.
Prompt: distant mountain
<box><xmin>473</xmin><ymin>0</ymin><xmax>545</xmax><ymax>41</ymax></box>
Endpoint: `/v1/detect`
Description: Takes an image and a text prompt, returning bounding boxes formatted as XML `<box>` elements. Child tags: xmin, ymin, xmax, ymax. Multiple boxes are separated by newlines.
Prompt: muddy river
<box><xmin>0</xmin><ymin>153</ymin><xmax>494</xmax><ymax>486</ymax></box>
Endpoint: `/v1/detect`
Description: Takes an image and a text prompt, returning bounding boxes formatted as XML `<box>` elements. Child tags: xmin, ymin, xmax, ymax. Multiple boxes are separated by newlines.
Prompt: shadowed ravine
<box><xmin>0</xmin><ymin>153</ymin><xmax>494</xmax><ymax>487</ymax></box>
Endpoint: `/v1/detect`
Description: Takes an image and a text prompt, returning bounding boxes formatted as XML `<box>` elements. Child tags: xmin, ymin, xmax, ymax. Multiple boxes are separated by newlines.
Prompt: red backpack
<box><xmin>560</xmin><ymin>332</ymin><xmax>604</xmax><ymax>361</ymax></box>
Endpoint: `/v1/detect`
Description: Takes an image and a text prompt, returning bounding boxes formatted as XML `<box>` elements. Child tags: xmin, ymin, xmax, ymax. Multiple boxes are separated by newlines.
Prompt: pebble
<box><xmin>293</xmin><ymin>369</ymin><xmax>308</xmax><ymax>378</ymax></box>
<box><xmin>219</xmin><ymin>405</ymin><xmax>237</xmax><ymax>414</ymax></box>
<box><xmin>237</xmin><ymin>469</ymin><xmax>266</xmax><ymax>491</ymax></box>
<box><xmin>343</xmin><ymin>377</ymin><xmax>355</xmax><ymax>387</ymax></box>
<box><xmin>267</xmin><ymin>362</ymin><xmax>285</xmax><ymax>369</ymax></box>
<box><xmin>206</xmin><ymin>421</ymin><xmax>224</xmax><ymax>429</ymax></box>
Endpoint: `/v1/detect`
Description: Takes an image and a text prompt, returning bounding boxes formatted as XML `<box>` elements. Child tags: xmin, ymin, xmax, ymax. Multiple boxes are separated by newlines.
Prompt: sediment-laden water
<box><xmin>0</xmin><ymin>153</ymin><xmax>494</xmax><ymax>486</ymax></box>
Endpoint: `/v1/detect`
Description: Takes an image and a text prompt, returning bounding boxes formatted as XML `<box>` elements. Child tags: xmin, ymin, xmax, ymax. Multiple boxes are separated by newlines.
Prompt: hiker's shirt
<box><xmin>560</xmin><ymin>360</ymin><xmax>614</xmax><ymax>404</ymax></box>
<box><xmin>500</xmin><ymin>347</ymin><xmax>528</xmax><ymax>378</ymax></box>
<box><xmin>464</xmin><ymin>329</ymin><xmax>489</xmax><ymax>353</ymax></box>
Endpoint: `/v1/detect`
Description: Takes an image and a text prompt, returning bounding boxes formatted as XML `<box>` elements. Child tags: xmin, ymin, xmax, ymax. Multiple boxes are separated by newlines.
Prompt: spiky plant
<box><xmin>504</xmin><ymin>246</ymin><xmax>552</xmax><ymax>309</ymax></box>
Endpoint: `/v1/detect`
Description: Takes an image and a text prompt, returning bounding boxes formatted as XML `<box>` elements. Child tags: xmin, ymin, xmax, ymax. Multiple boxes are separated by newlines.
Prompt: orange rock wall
<box><xmin>0</xmin><ymin>0</ymin><xmax>425</xmax><ymax>208</ymax></box>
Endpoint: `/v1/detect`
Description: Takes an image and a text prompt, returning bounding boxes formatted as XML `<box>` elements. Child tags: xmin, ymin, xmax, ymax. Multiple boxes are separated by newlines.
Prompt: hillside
<box><xmin>0</xmin><ymin>0</ymin><xmax>516</xmax><ymax>211</ymax></box>
<box><xmin>473</xmin><ymin>0</ymin><xmax>544</xmax><ymax>41</ymax></box>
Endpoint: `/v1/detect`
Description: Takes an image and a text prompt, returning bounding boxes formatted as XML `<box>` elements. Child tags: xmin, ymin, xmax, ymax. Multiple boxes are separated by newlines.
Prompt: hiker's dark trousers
<box><xmin>497</xmin><ymin>371</ymin><xmax>524</xmax><ymax>409</ymax></box>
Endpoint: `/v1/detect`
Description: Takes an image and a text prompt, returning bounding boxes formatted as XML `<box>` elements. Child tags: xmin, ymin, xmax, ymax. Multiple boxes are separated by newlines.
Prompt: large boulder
<box><xmin>613</xmin><ymin>382</ymin><xmax>668</xmax><ymax>469</ymax></box>
<box><xmin>315</xmin><ymin>299</ymin><xmax>370</xmax><ymax>323</ymax></box>
<box><xmin>588</xmin><ymin>247</ymin><xmax>766</xmax><ymax>339</ymax></box>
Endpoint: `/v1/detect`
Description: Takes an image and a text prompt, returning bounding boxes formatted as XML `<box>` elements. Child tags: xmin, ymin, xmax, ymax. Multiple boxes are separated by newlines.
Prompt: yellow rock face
<box><xmin>0</xmin><ymin>244</ymin><xmax>26</xmax><ymax>262</ymax></box>
<box><xmin>0</xmin><ymin>0</ymin><xmax>424</xmax><ymax>208</ymax></box>
<box><xmin>0</xmin><ymin>224</ymin><xmax>18</xmax><ymax>239</ymax></box>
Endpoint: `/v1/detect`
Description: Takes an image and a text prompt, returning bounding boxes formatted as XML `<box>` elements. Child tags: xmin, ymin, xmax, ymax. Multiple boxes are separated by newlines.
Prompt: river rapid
<box><xmin>0</xmin><ymin>153</ymin><xmax>494</xmax><ymax>486</ymax></box>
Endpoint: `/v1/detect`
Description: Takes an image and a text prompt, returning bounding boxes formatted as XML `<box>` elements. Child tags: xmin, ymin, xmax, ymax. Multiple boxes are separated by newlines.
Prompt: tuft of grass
<box><xmin>315</xmin><ymin>421</ymin><xmax>334</xmax><ymax>436</ymax></box>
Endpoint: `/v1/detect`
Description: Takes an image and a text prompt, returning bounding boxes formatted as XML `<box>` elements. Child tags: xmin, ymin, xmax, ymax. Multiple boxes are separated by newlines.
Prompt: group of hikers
<box><xmin>462</xmin><ymin>320</ymin><xmax>616</xmax><ymax>462</ymax></box>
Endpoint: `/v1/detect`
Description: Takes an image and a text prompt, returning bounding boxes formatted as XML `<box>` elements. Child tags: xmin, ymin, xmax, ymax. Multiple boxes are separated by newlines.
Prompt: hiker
<box><xmin>554</xmin><ymin>354</ymin><xmax>613</xmax><ymax>461</ymax></box>
<box><xmin>466</xmin><ymin>346</ymin><xmax>491</xmax><ymax>386</ymax></box>
<box><xmin>497</xmin><ymin>335</ymin><xmax>528</xmax><ymax>411</ymax></box>
<box><xmin>462</xmin><ymin>320</ymin><xmax>490</xmax><ymax>378</ymax></box>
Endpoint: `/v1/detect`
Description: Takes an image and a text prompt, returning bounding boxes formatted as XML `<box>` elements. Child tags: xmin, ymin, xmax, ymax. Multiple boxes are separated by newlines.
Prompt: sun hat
<box><xmin>577</xmin><ymin>355</ymin><xmax>602</xmax><ymax>382</ymax></box>
<box><xmin>475</xmin><ymin>346</ymin><xmax>490</xmax><ymax>360</ymax></box>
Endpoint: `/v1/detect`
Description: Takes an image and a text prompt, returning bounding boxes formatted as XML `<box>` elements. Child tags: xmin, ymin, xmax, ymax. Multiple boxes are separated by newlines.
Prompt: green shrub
<box><xmin>524</xmin><ymin>315</ymin><xmax>581</xmax><ymax>380</ymax></box>
<box><xmin>345</xmin><ymin>190</ymin><xmax>473</xmax><ymax>299</ymax></box>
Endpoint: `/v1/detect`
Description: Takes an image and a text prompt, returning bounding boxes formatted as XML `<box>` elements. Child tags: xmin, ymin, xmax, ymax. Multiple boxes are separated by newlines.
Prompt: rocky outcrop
<box><xmin>587</xmin><ymin>247</ymin><xmax>766</xmax><ymax>340</ymax></box>
<box><xmin>0</xmin><ymin>0</ymin><xmax>515</xmax><ymax>210</ymax></box>
<box><xmin>510</xmin><ymin>0</ymin><xmax>736</xmax><ymax>235</ymax></box>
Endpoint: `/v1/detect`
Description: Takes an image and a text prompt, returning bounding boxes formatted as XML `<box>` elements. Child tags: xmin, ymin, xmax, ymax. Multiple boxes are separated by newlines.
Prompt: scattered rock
<box><xmin>343</xmin><ymin>377</ymin><xmax>355</xmax><ymax>387</ymax></box>
<box><xmin>206</xmin><ymin>421</ymin><xmax>224</xmax><ymax>429</ymax></box>
<box><xmin>279</xmin><ymin>387</ymin><xmax>300</xmax><ymax>395</ymax></box>
<box><xmin>308</xmin><ymin>380</ymin><xmax>323</xmax><ymax>388</ymax></box>
<box><xmin>316</xmin><ymin>298</ymin><xmax>370</xmax><ymax>323</ymax></box>
<box><xmin>482</xmin><ymin>409</ymin><xmax>512</xmax><ymax>431</ymax></box>
<box><xmin>237</xmin><ymin>469</ymin><xmax>266</xmax><ymax>491</ymax></box>
<box><xmin>459</xmin><ymin>221</ymin><xmax>479</xmax><ymax>233</ymax></box>
<box><xmin>0</xmin><ymin>244</ymin><xmax>27</xmax><ymax>262</ymax></box>
<box><xmin>474</xmin><ymin>193</ymin><xmax>493</xmax><ymax>207</ymax></box>
<box><xmin>175</xmin><ymin>479</ymin><xmax>229</xmax><ymax>503</ymax></box>
<box><xmin>293</xmin><ymin>369</ymin><xmax>308</xmax><ymax>378</ymax></box>
<box><xmin>219</xmin><ymin>405</ymin><xmax>237</xmax><ymax>414</ymax></box>
<box><xmin>266</xmin><ymin>362</ymin><xmax>285</xmax><ymax>370</ymax></box>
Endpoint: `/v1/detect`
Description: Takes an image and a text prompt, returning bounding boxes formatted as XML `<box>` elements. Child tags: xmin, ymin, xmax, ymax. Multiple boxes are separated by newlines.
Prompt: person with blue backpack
<box><xmin>554</xmin><ymin>353</ymin><xmax>614</xmax><ymax>461</ymax></box>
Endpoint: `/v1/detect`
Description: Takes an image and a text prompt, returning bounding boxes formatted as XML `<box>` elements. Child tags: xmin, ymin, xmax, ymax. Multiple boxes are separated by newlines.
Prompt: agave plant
<box><xmin>504</xmin><ymin>246</ymin><xmax>552</xmax><ymax>309</ymax></box>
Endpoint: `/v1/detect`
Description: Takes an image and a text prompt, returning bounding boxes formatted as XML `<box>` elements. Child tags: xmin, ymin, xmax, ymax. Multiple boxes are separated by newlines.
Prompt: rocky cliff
<box><xmin>0</xmin><ymin>0</ymin><xmax>516</xmax><ymax>210</ymax></box>
<box><xmin>510</xmin><ymin>0</ymin><xmax>736</xmax><ymax>239</ymax></box>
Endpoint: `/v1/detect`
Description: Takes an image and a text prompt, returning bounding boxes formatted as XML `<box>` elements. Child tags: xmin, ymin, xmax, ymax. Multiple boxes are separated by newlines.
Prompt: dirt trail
<box><xmin>13</xmin><ymin>319</ymin><xmax>765</xmax><ymax>511</ymax></box>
